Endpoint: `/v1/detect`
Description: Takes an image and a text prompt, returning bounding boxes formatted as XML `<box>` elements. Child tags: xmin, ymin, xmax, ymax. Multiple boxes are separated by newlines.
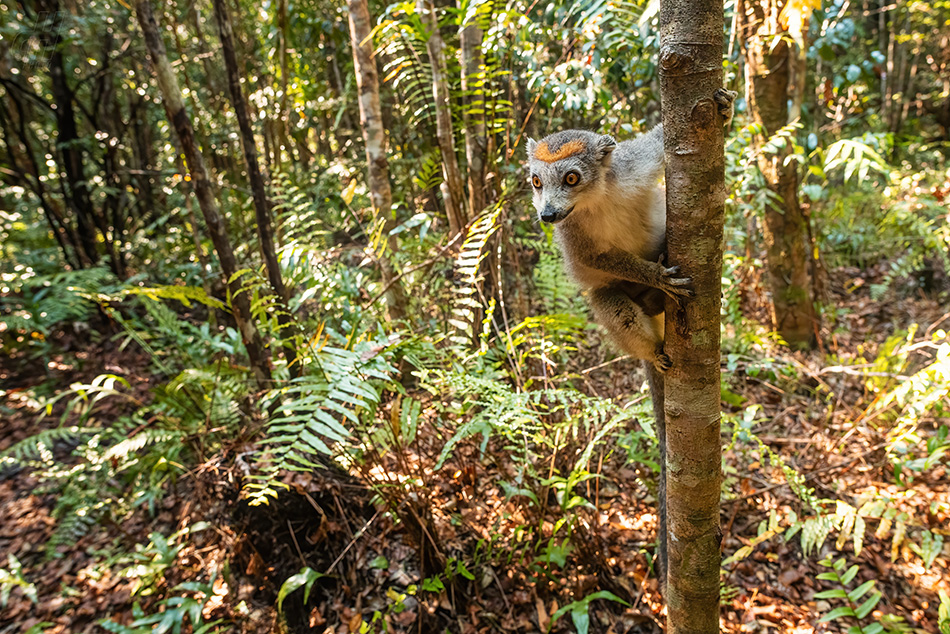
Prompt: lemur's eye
<box><xmin>532</xmin><ymin>175</ymin><xmax>542</xmax><ymax>189</ymax></box>
<box><xmin>564</xmin><ymin>171</ymin><xmax>580</xmax><ymax>186</ymax></box>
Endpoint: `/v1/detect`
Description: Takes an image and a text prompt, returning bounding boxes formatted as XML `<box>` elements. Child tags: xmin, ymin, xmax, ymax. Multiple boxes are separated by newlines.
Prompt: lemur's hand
<box><xmin>714</xmin><ymin>88</ymin><xmax>739</xmax><ymax>126</ymax></box>
<box><xmin>656</xmin><ymin>255</ymin><xmax>694</xmax><ymax>300</ymax></box>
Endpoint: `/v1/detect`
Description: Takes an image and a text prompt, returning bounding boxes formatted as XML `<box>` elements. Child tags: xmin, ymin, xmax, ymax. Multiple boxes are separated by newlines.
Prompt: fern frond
<box><xmin>244</xmin><ymin>336</ymin><xmax>395</xmax><ymax>505</ymax></box>
<box><xmin>450</xmin><ymin>205</ymin><xmax>502</xmax><ymax>347</ymax></box>
<box><xmin>0</xmin><ymin>426</ymin><xmax>93</xmax><ymax>467</ymax></box>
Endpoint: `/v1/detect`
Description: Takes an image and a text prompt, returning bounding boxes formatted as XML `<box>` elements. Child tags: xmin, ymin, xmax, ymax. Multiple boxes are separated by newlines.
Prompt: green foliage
<box><xmin>815</xmin><ymin>557</ymin><xmax>910</xmax><ymax>634</ymax></box>
<box><xmin>939</xmin><ymin>590</ymin><xmax>950</xmax><ymax>634</ymax></box>
<box><xmin>822</xmin><ymin>135</ymin><xmax>891</xmax><ymax>184</ymax></box>
<box><xmin>121</xmin><ymin>524</ymin><xmax>210</xmax><ymax>598</ymax></box>
<box><xmin>429</xmin><ymin>370</ymin><xmax>641</xmax><ymax>470</ymax></box>
<box><xmin>2</xmin><ymin>0</ymin><xmax>949</xmax><ymax>628</ymax></box>
<box><xmin>99</xmin><ymin>579</ymin><xmax>224</xmax><ymax>634</ymax></box>
<box><xmin>548</xmin><ymin>590</ymin><xmax>629</xmax><ymax>634</ymax></box>
<box><xmin>726</xmin><ymin>409</ymin><xmax>944</xmax><ymax>568</ymax></box>
<box><xmin>277</xmin><ymin>567</ymin><xmax>326</xmax><ymax>613</ymax></box>
<box><xmin>0</xmin><ymin>267</ymin><xmax>117</xmax><ymax>358</ymax></box>
<box><xmin>0</xmin><ymin>554</ymin><xmax>37</xmax><ymax>608</ymax></box>
<box><xmin>1</xmin><ymin>376</ymin><xmax>186</xmax><ymax>558</ymax></box>
<box><xmin>859</xmin><ymin>328</ymin><xmax>950</xmax><ymax>483</ymax></box>
<box><xmin>450</xmin><ymin>204</ymin><xmax>503</xmax><ymax>347</ymax></box>
<box><xmin>244</xmin><ymin>333</ymin><xmax>395</xmax><ymax>505</ymax></box>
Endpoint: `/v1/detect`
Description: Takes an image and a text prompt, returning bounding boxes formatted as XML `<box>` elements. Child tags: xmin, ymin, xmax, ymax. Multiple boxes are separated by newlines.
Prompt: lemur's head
<box><xmin>526</xmin><ymin>130</ymin><xmax>616</xmax><ymax>224</ymax></box>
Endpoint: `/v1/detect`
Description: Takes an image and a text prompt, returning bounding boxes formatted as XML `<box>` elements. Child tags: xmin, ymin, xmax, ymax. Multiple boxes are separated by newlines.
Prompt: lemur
<box><xmin>526</xmin><ymin>87</ymin><xmax>737</xmax><ymax>582</ymax></box>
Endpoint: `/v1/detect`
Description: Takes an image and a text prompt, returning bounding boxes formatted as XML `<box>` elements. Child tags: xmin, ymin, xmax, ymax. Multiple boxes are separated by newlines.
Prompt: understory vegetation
<box><xmin>1</xmin><ymin>0</ymin><xmax>948</xmax><ymax>632</ymax></box>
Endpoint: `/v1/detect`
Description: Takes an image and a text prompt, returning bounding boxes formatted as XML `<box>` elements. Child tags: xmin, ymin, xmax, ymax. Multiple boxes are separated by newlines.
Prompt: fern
<box><xmin>449</xmin><ymin>205</ymin><xmax>502</xmax><ymax>347</ymax></box>
<box><xmin>376</xmin><ymin>5</ymin><xmax>436</xmax><ymax>128</ymax></box>
<box><xmin>429</xmin><ymin>370</ymin><xmax>643</xmax><ymax>471</ymax></box>
<box><xmin>0</xmin><ymin>266</ymin><xmax>118</xmax><ymax>357</ymax></box>
<box><xmin>244</xmin><ymin>335</ymin><xmax>396</xmax><ymax>505</ymax></box>
<box><xmin>412</xmin><ymin>151</ymin><xmax>445</xmax><ymax>192</ymax></box>
<box><xmin>122</xmin><ymin>285</ymin><xmax>224</xmax><ymax>310</ymax></box>
<box><xmin>1</xmin><ymin>426</ymin><xmax>93</xmax><ymax>467</ymax></box>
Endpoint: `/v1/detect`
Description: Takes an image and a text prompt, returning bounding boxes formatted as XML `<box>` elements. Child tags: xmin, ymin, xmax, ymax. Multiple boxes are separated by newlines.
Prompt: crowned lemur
<box><xmin>526</xmin><ymin>88</ymin><xmax>737</xmax><ymax>582</ymax></box>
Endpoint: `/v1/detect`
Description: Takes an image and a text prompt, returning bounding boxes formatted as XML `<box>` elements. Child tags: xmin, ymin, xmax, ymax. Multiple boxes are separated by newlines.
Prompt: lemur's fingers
<box><xmin>662</xmin><ymin>265</ymin><xmax>681</xmax><ymax>277</ymax></box>
<box><xmin>664</xmin><ymin>274</ymin><xmax>691</xmax><ymax>287</ymax></box>
<box><xmin>655</xmin><ymin>352</ymin><xmax>673</xmax><ymax>373</ymax></box>
<box><xmin>714</xmin><ymin>88</ymin><xmax>738</xmax><ymax>126</ymax></box>
<box><xmin>663</xmin><ymin>286</ymin><xmax>696</xmax><ymax>298</ymax></box>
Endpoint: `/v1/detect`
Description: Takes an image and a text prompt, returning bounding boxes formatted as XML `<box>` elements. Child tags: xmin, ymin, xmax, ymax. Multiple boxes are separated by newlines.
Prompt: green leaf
<box><xmin>848</xmin><ymin>580</ymin><xmax>876</xmax><ymax>602</ymax></box>
<box><xmin>571</xmin><ymin>607</ymin><xmax>591</xmax><ymax>634</ymax></box>
<box><xmin>854</xmin><ymin>592</ymin><xmax>882</xmax><ymax>619</ymax></box>
<box><xmin>814</xmin><ymin>589</ymin><xmax>848</xmax><ymax>599</ymax></box>
<box><xmin>819</xmin><ymin>606</ymin><xmax>856</xmax><ymax>622</ymax></box>
<box><xmin>277</xmin><ymin>567</ymin><xmax>325</xmax><ymax>612</ymax></box>
<box><xmin>841</xmin><ymin>564</ymin><xmax>859</xmax><ymax>585</ymax></box>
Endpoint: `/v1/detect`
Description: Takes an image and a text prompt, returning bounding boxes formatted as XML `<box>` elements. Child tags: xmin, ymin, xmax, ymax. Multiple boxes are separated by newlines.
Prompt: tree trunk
<box><xmin>347</xmin><ymin>0</ymin><xmax>409</xmax><ymax>322</ymax></box>
<box><xmin>276</xmin><ymin>0</ymin><xmax>290</xmax><ymax>169</ymax></box>
<box><xmin>36</xmin><ymin>0</ymin><xmax>101</xmax><ymax>268</ymax></box>
<box><xmin>789</xmin><ymin>39</ymin><xmax>808</xmax><ymax>123</ymax></box>
<box><xmin>658</xmin><ymin>0</ymin><xmax>725</xmax><ymax>630</ymax></box>
<box><xmin>418</xmin><ymin>0</ymin><xmax>467</xmax><ymax>236</ymax></box>
<box><xmin>460</xmin><ymin>8</ymin><xmax>487</xmax><ymax>215</ymax></box>
<box><xmin>212</xmin><ymin>0</ymin><xmax>299</xmax><ymax>375</ymax></box>
<box><xmin>0</xmin><ymin>81</ymin><xmax>83</xmax><ymax>270</ymax></box>
<box><xmin>135</xmin><ymin>0</ymin><xmax>272</xmax><ymax>389</ymax></box>
<box><xmin>742</xmin><ymin>0</ymin><xmax>818</xmax><ymax>348</ymax></box>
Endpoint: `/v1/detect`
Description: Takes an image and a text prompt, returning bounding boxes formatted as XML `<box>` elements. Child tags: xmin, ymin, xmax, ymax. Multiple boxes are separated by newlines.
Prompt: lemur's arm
<box><xmin>583</xmin><ymin>248</ymin><xmax>694</xmax><ymax>299</ymax></box>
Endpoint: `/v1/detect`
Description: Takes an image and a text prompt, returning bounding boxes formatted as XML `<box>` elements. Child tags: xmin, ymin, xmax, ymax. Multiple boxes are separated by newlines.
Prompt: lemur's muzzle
<box><xmin>540</xmin><ymin>204</ymin><xmax>573</xmax><ymax>224</ymax></box>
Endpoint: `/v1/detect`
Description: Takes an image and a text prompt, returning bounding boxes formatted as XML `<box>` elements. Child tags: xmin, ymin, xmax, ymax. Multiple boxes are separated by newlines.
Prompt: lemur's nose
<box><xmin>540</xmin><ymin>206</ymin><xmax>559</xmax><ymax>223</ymax></box>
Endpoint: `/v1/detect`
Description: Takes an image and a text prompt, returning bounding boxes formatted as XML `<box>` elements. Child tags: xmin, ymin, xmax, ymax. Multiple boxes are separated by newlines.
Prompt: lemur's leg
<box><xmin>589</xmin><ymin>285</ymin><xmax>670</xmax><ymax>372</ymax></box>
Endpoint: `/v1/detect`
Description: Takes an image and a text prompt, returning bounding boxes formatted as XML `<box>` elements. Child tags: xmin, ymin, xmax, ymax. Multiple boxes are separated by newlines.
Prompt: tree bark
<box><xmin>742</xmin><ymin>0</ymin><xmax>818</xmax><ymax>349</ymax></box>
<box><xmin>35</xmin><ymin>0</ymin><xmax>101</xmax><ymax>268</ymax></box>
<box><xmin>212</xmin><ymin>0</ymin><xmax>299</xmax><ymax>375</ymax></box>
<box><xmin>135</xmin><ymin>0</ymin><xmax>272</xmax><ymax>388</ymax></box>
<box><xmin>658</xmin><ymin>0</ymin><xmax>725</xmax><ymax>630</ymax></box>
<box><xmin>347</xmin><ymin>0</ymin><xmax>409</xmax><ymax>322</ymax></box>
<box><xmin>460</xmin><ymin>7</ymin><xmax>487</xmax><ymax>215</ymax></box>
<box><xmin>418</xmin><ymin>0</ymin><xmax>467</xmax><ymax>237</ymax></box>
<box><xmin>276</xmin><ymin>0</ymin><xmax>290</xmax><ymax>169</ymax></box>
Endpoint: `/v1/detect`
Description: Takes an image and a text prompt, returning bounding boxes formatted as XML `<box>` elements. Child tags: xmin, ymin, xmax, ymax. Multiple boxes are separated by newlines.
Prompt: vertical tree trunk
<box><xmin>788</xmin><ymin>38</ymin><xmax>808</xmax><ymax>123</ymax></box>
<box><xmin>742</xmin><ymin>0</ymin><xmax>818</xmax><ymax>348</ymax></box>
<box><xmin>0</xmin><ymin>83</ymin><xmax>83</xmax><ymax>270</ymax></box>
<box><xmin>36</xmin><ymin>0</ymin><xmax>101</xmax><ymax>268</ymax></box>
<box><xmin>418</xmin><ymin>0</ymin><xmax>467</xmax><ymax>236</ymax></box>
<box><xmin>212</xmin><ymin>0</ymin><xmax>299</xmax><ymax>375</ymax></box>
<box><xmin>276</xmin><ymin>0</ymin><xmax>290</xmax><ymax>169</ymax></box>
<box><xmin>659</xmin><ymin>0</ymin><xmax>725</xmax><ymax>630</ymax></box>
<box><xmin>347</xmin><ymin>0</ymin><xmax>409</xmax><ymax>322</ymax></box>
<box><xmin>460</xmin><ymin>8</ymin><xmax>487</xmax><ymax>215</ymax></box>
<box><xmin>135</xmin><ymin>0</ymin><xmax>272</xmax><ymax>388</ymax></box>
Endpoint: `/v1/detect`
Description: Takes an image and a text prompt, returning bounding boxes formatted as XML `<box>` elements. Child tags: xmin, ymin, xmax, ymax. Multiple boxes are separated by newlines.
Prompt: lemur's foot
<box><xmin>655</xmin><ymin>352</ymin><xmax>673</xmax><ymax>373</ymax></box>
<box><xmin>714</xmin><ymin>88</ymin><xmax>738</xmax><ymax>126</ymax></box>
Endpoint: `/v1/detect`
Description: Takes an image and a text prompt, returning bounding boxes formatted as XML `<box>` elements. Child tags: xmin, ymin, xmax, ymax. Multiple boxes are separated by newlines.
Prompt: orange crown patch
<box><xmin>533</xmin><ymin>139</ymin><xmax>586</xmax><ymax>163</ymax></box>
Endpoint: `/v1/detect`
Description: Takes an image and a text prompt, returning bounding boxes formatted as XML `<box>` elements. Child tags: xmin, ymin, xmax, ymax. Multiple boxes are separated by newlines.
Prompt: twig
<box><xmin>363</xmin><ymin>226</ymin><xmax>468</xmax><ymax>309</ymax></box>
<box><xmin>287</xmin><ymin>519</ymin><xmax>307</xmax><ymax>568</ymax></box>
<box><xmin>325</xmin><ymin>508</ymin><xmax>381</xmax><ymax>575</ymax></box>
<box><xmin>725</xmin><ymin>442</ymin><xmax>888</xmax><ymax>504</ymax></box>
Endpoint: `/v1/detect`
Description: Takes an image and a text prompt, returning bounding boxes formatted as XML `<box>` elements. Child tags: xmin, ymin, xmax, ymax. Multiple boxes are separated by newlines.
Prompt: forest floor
<box><xmin>1</xmin><ymin>262</ymin><xmax>948</xmax><ymax>634</ymax></box>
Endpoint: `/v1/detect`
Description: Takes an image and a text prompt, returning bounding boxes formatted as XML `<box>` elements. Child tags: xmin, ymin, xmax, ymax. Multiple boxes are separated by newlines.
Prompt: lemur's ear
<box><xmin>596</xmin><ymin>135</ymin><xmax>617</xmax><ymax>160</ymax></box>
<box><xmin>526</xmin><ymin>137</ymin><xmax>537</xmax><ymax>156</ymax></box>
